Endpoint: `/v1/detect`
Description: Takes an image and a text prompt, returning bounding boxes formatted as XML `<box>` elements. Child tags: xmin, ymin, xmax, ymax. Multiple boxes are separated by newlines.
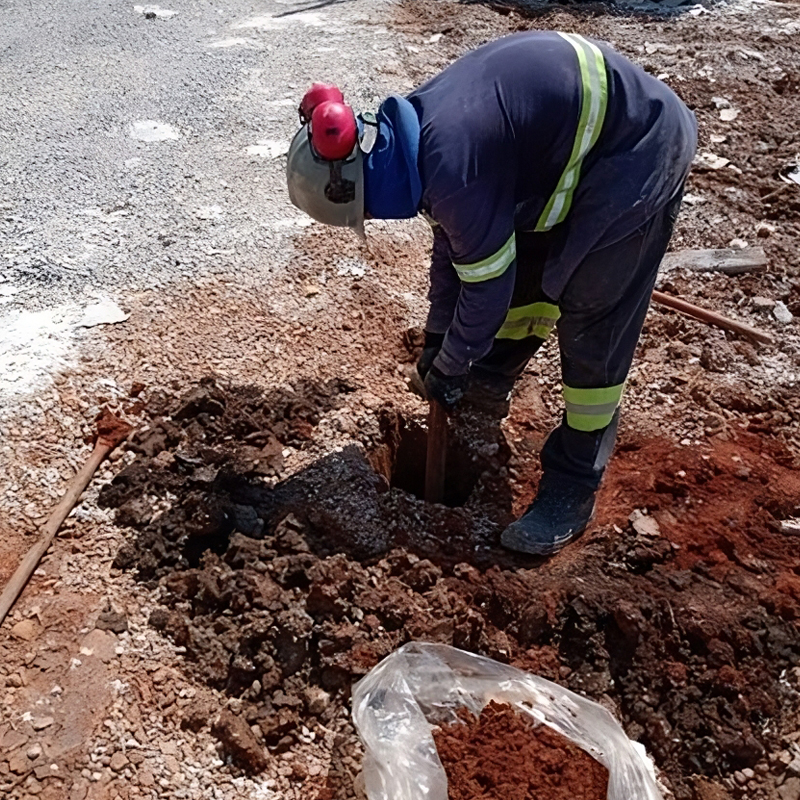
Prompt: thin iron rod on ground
<box><xmin>0</xmin><ymin>417</ymin><xmax>131</xmax><ymax>627</ymax></box>
<box><xmin>652</xmin><ymin>289</ymin><xmax>774</xmax><ymax>345</ymax></box>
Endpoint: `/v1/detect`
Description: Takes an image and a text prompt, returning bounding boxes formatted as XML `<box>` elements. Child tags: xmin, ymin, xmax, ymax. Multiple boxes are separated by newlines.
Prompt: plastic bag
<box><xmin>352</xmin><ymin>642</ymin><xmax>662</xmax><ymax>800</ymax></box>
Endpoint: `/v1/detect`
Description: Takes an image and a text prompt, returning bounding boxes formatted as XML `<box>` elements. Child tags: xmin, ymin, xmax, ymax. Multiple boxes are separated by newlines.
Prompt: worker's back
<box><xmin>408</xmin><ymin>31</ymin><xmax>697</xmax><ymax>298</ymax></box>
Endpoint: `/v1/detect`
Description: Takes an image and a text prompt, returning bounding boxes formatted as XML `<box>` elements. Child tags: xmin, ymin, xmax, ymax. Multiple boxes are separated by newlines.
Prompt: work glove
<box><xmin>416</xmin><ymin>330</ymin><xmax>446</xmax><ymax>381</ymax></box>
<box><xmin>424</xmin><ymin>365</ymin><xmax>468</xmax><ymax>412</ymax></box>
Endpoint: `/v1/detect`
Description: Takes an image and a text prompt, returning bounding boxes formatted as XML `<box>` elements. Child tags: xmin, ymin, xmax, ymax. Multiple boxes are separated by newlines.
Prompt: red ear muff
<box><xmin>310</xmin><ymin>101</ymin><xmax>358</xmax><ymax>161</ymax></box>
<box><xmin>299</xmin><ymin>83</ymin><xmax>344</xmax><ymax>124</ymax></box>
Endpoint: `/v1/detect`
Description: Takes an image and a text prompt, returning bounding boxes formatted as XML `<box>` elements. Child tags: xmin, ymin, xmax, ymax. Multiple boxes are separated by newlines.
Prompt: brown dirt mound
<box><xmin>100</xmin><ymin>378</ymin><xmax>800</xmax><ymax>799</ymax></box>
<box><xmin>433</xmin><ymin>702</ymin><xmax>609</xmax><ymax>800</ymax></box>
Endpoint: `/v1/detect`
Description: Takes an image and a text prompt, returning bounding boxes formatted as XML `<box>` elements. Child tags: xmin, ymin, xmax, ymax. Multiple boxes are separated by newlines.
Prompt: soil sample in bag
<box><xmin>432</xmin><ymin>701</ymin><xmax>609</xmax><ymax>800</ymax></box>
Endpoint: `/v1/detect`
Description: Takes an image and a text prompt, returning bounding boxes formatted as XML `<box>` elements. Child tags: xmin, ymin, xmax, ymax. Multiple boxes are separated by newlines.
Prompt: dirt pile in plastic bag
<box><xmin>433</xmin><ymin>702</ymin><xmax>608</xmax><ymax>800</ymax></box>
<box><xmin>101</xmin><ymin>378</ymin><xmax>800</xmax><ymax>798</ymax></box>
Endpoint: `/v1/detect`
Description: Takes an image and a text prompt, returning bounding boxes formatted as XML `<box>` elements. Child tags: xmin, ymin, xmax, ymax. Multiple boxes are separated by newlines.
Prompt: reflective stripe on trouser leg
<box><xmin>495</xmin><ymin>302</ymin><xmax>561</xmax><ymax>340</ymax></box>
<box><xmin>562</xmin><ymin>383</ymin><xmax>625</xmax><ymax>432</ymax></box>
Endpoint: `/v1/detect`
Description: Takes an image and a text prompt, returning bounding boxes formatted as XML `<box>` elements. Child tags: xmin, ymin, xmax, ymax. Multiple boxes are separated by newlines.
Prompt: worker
<box><xmin>285</xmin><ymin>31</ymin><xmax>697</xmax><ymax>556</ymax></box>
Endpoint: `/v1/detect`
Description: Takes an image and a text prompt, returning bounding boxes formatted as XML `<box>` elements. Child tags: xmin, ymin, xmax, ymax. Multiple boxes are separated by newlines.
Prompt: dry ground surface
<box><xmin>2</xmin><ymin>0</ymin><xmax>800</xmax><ymax>799</ymax></box>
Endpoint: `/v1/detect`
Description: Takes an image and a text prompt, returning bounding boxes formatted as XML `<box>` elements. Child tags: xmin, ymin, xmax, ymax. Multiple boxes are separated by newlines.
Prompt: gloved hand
<box><xmin>416</xmin><ymin>331</ymin><xmax>446</xmax><ymax>381</ymax></box>
<box><xmin>424</xmin><ymin>365</ymin><xmax>468</xmax><ymax>411</ymax></box>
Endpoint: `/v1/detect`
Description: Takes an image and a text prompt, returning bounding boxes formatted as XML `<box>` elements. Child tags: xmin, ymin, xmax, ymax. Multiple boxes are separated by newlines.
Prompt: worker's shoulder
<box><xmin>446</xmin><ymin>29</ymin><xmax>576</xmax><ymax>70</ymax></box>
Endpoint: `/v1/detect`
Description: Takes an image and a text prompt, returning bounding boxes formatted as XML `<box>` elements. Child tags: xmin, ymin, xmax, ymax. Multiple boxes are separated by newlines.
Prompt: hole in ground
<box><xmin>378</xmin><ymin>417</ymin><xmax>485</xmax><ymax>507</ymax></box>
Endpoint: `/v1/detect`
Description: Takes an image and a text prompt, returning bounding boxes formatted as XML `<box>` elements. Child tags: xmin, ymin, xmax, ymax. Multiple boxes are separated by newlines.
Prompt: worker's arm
<box><xmin>427</xmin><ymin>194</ymin><xmax>517</xmax><ymax>376</ymax></box>
<box><xmin>426</xmin><ymin>225</ymin><xmax>462</xmax><ymax>335</ymax></box>
<box><xmin>434</xmin><ymin>260</ymin><xmax>516</xmax><ymax>376</ymax></box>
<box><xmin>422</xmin><ymin>174</ymin><xmax>517</xmax><ymax>406</ymax></box>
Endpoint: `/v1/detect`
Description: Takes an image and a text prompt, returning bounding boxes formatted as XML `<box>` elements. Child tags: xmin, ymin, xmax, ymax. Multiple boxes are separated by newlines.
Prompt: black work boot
<box><xmin>501</xmin><ymin>411</ymin><xmax>620</xmax><ymax>556</ymax></box>
<box><xmin>500</xmin><ymin>473</ymin><xmax>597</xmax><ymax>556</ymax></box>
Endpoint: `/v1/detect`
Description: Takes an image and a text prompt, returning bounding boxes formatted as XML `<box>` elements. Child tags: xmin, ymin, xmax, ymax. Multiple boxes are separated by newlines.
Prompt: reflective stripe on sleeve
<box><xmin>535</xmin><ymin>33</ymin><xmax>608</xmax><ymax>232</ymax></box>
<box><xmin>452</xmin><ymin>232</ymin><xmax>516</xmax><ymax>283</ymax></box>
<box><xmin>562</xmin><ymin>382</ymin><xmax>625</xmax><ymax>431</ymax></box>
<box><xmin>495</xmin><ymin>302</ymin><xmax>561</xmax><ymax>340</ymax></box>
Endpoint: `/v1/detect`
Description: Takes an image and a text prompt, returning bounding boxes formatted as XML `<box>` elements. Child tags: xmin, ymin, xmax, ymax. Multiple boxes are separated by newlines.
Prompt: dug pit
<box><xmin>102</xmin><ymin>377</ymin><xmax>800</xmax><ymax>799</ymax></box>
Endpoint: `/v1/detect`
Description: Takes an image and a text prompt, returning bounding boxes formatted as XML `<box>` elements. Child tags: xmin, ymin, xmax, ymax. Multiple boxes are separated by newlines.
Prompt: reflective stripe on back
<box><xmin>452</xmin><ymin>232</ymin><xmax>516</xmax><ymax>283</ymax></box>
<box><xmin>535</xmin><ymin>33</ymin><xmax>608</xmax><ymax>232</ymax></box>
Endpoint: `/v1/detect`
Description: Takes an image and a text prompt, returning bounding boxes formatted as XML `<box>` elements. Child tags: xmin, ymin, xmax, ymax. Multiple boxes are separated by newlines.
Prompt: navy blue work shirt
<box><xmin>404</xmin><ymin>31</ymin><xmax>697</xmax><ymax>375</ymax></box>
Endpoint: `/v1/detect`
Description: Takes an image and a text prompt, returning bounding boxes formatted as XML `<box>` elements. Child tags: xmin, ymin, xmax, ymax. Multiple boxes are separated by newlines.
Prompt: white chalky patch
<box><xmin>208</xmin><ymin>37</ymin><xmax>255</xmax><ymax>48</ymax></box>
<box><xmin>246</xmin><ymin>141</ymin><xmax>289</xmax><ymax>158</ymax></box>
<box><xmin>272</xmin><ymin>218</ymin><xmax>313</xmax><ymax>229</ymax></box>
<box><xmin>129</xmin><ymin>120</ymin><xmax>180</xmax><ymax>142</ymax></box>
<box><xmin>133</xmin><ymin>5</ymin><xmax>177</xmax><ymax>19</ymax></box>
<box><xmin>234</xmin><ymin>11</ymin><xmax>326</xmax><ymax>30</ymax></box>
<box><xmin>0</xmin><ymin>299</ymin><xmax>129</xmax><ymax>398</ymax></box>
<box><xmin>79</xmin><ymin>300</ymin><xmax>129</xmax><ymax>328</ymax></box>
<box><xmin>0</xmin><ymin>306</ymin><xmax>76</xmax><ymax>397</ymax></box>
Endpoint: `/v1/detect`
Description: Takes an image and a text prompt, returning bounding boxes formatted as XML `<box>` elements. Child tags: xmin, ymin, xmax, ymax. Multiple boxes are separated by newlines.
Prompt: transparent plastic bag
<box><xmin>352</xmin><ymin>642</ymin><xmax>662</xmax><ymax>800</ymax></box>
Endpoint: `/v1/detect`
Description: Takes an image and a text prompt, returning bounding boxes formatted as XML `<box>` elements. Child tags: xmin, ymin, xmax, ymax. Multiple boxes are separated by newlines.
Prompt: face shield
<box><xmin>286</xmin><ymin>125</ymin><xmax>365</xmax><ymax>237</ymax></box>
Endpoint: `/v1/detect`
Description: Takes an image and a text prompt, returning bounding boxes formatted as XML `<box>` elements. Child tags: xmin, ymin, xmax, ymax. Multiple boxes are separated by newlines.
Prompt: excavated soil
<box><xmin>432</xmin><ymin>702</ymin><xmax>609</xmax><ymax>800</ymax></box>
<box><xmin>99</xmin><ymin>372</ymin><xmax>800</xmax><ymax>799</ymax></box>
<box><xmin>88</xmin><ymin>3</ymin><xmax>800</xmax><ymax>798</ymax></box>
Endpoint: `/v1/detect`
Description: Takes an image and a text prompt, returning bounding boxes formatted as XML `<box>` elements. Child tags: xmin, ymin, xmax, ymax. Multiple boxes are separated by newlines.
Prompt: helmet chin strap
<box><xmin>357</xmin><ymin>111</ymin><xmax>379</xmax><ymax>154</ymax></box>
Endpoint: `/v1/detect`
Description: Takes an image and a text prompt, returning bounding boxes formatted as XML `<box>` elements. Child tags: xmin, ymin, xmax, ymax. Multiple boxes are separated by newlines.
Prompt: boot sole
<box><xmin>500</xmin><ymin>512</ymin><xmax>594</xmax><ymax>557</ymax></box>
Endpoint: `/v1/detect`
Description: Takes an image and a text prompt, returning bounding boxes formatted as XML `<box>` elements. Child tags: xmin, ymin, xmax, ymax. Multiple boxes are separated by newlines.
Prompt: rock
<box><xmin>159</xmin><ymin>740</ymin><xmax>179</xmax><ymax>756</ymax></box>
<box><xmin>787</xmin><ymin>755</ymin><xmax>800</xmax><ymax>776</ymax></box>
<box><xmin>32</xmin><ymin>717</ymin><xmax>54</xmax><ymax>731</ymax></box>
<box><xmin>400</xmin><ymin>559</ymin><xmax>442</xmax><ymax>593</ymax></box>
<box><xmin>180</xmin><ymin>696</ymin><xmax>218</xmax><ymax>732</ymax></box>
<box><xmin>734</xmin><ymin>770</ymin><xmax>747</xmax><ymax>785</ymax></box>
<box><xmin>742</xmin><ymin>768</ymin><xmax>755</xmax><ymax>780</ymax></box>
<box><xmin>292</xmin><ymin>760</ymin><xmax>308</xmax><ymax>780</ymax></box>
<box><xmin>9</xmin><ymin>753</ymin><xmax>30</xmax><ymax>774</ymax></box>
<box><xmin>303</xmin><ymin>686</ymin><xmax>330</xmax><ymax>716</ymax></box>
<box><xmin>733</xmin><ymin>340</ymin><xmax>760</xmax><ymax>366</ymax></box>
<box><xmin>756</xmin><ymin>221</ymin><xmax>776</xmax><ymax>238</ymax></box>
<box><xmin>96</xmin><ymin>606</ymin><xmax>128</xmax><ymax>634</ymax></box>
<box><xmin>34</xmin><ymin>763</ymin><xmax>56</xmax><ymax>780</ymax></box>
<box><xmin>163</xmin><ymin>754</ymin><xmax>180</xmax><ymax>774</ymax></box>
<box><xmin>26</xmin><ymin>744</ymin><xmax>43</xmax><ymax>760</ymax></box>
<box><xmin>700</xmin><ymin>343</ymin><xmax>731</xmax><ymax>373</ymax></box>
<box><xmin>10</xmin><ymin>619</ymin><xmax>40</xmax><ymax>641</ymax></box>
<box><xmin>630</xmin><ymin>509</ymin><xmax>661</xmax><ymax>538</ymax></box>
<box><xmin>779</xmin><ymin>777</ymin><xmax>800</xmax><ymax>800</ymax></box>
<box><xmin>109</xmin><ymin>752</ymin><xmax>128</xmax><ymax>772</ymax></box>
<box><xmin>272</xmin><ymin>691</ymin><xmax>303</xmax><ymax>708</ymax></box>
<box><xmin>2</xmin><ymin>728</ymin><xmax>28</xmax><ymax>749</ymax></box>
<box><xmin>138</xmin><ymin>767</ymin><xmax>155</xmax><ymax>787</ymax></box>
<box><xmin>752</xmin><ymin>296</ymin><xmax>776</xmax><ymax>313</ymax></box>
<box><xmin>211</xmin><ymin>709</ymin><xmax>269</xmax><ymax>773</ymax></box>
<box><xmin>79</xmin><ymin>629</ymin><xmax>117</xmax><ymax>662</ymax></box>
<box><xmin>774</xmin><ymin>301</ymin><xmax>794</xmax><ymax>324</ymax></box>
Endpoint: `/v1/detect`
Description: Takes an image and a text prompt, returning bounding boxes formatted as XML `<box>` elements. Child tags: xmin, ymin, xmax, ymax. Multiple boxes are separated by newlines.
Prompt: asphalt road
<box><xmin>0</xmin><ymin>0</ymin><xmax>404</xmax><ymax>306</ymax></box>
